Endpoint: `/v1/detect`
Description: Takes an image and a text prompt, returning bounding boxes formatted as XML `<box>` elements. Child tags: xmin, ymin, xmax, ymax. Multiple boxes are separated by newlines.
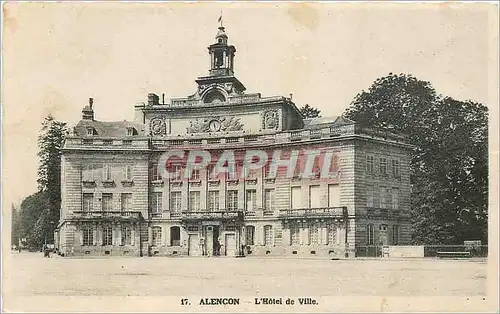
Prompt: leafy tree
<box><xmin>36</xmin><ymin>115</ymin><xmax>68</xmax><ymax>243</ymax></box>
<box><xmin>300</xmin><ymin>104</ymin><xmax>321</xmax><ymax>118</ymax></box>
<box><xmin>344</xmin><ymin>73</ymin><xmax>488</xmax><ymax>244</ymax></box>
<box><xmin>11</xmin><ymin>204</ymin><xmax>20</xmax><ymax>246</ymax></box>
<box><xmin>17</xmin><ymin>191</ymin><xmax>49</xmax><ymax>248</ymax></box>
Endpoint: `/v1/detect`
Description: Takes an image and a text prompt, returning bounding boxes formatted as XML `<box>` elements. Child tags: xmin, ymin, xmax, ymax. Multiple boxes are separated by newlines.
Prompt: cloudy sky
<box><xmin>2</xmin><ymin>2</ymin><xmax>497</xmax><ymax>207</ymax></box>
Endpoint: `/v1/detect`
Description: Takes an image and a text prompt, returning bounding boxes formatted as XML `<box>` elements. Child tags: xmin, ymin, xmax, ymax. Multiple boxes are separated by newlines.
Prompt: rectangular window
<box><xmin>366</xmin><ymin>185</ymin><xmax>374</xmax><ymax>207</ymax></box>
<box><xmin>121</xmin><ymin>193</ymin><xmax>132</xmax><ymax>212</ymax></box>
<box><xmin>245</xmin><ymin>189</ymin><xmax>257</xmax><ymax>211</ymax></box>
<box><xmin>328</xmin><ymin>184</ymin><xmax>340</xmax><ymax>207</ymax></box>
<box><xmin>189</xmin><ymin>191</ymin><xmax>200</xmax><ymax>212</ymax></box>
<box><xmin>123</xmin><ymin>165</ymin><xmax>132</xmax><ymax>181</ymax></box>
<box><xmin>83</xmin><ymin>227</ymin><xmax>94</xmax><ymax>246</ymax></box>
<box><xmin>102</xmin><ymin>193</ymin><xmax>113</xmax><ymax>211</ymax></box>
<box><xmin>392</xmin><ymin>225</ymin><xmax>400</xmax><ymax>245</ymax></box>
<box><xmin>392</xmin><ymin>188</ymin><xmax>399</xmax><ymax>209</ymax></box>
<box><xmin>264</xmin><ymin>188</ymin><xmax>275</xmax><ymax>211</ymax></box>
<box><xmin>227</xmin><ymin>190</ymin><xmax>238</xmax><ymax>211</ymax></box>
<box><xmin>264</xmin><ymin>225</ymin><xmax>273</xmax><ymax>246</ymax></box>
<box><xmin>264</xmin><ymin>164</ymin><xmax>272</xmax><ymax>179</ymax></box>
<box><xmin>190</xmin><ymin>169</ymin><xmax>200</xmax><ymax>180</ymax></box>
<box><xmin>367</xmin><ymin>224</ymin><xmax>374</xmax><ymax>245</ymax></box>
<box><xmin>327</xmin><ymin>224</ymin><xmax>336</xmax><ymax>245</ymax></box>
<box><xmin>103</xmin><ymin>165</ymin><xmax>112</xmax><ymax>181</ymax></box>
<box><xmin>392</xmin><ymin>160</ymin><xmax>400</xmax><ymax>178</ymax></box>
<box><xmin>121</xmin><ymin>226</ymin><xmax>132</xmax><ymax>245</ymax></box>
<box><xmin>102</xmin><ymin>226</ymin><xmax>113</xmax><ymax>246</ymax></box>
<box><xmin>152</xmin><ymin>227</ymin><xmax>162</xmax><ymax>246</ymax></box>
<box><xmin>171</xmin><ymin>165</ymin><xmax>182</xmax><ymax>181</ymax></box>
<box><xmin>379</xmin><ymin>158</ymin><xmax>387</xmax><ymax>175</ymax></box>
<box><xmin>366</xmin><ymin>155</ymin><xmax>374</xmax><ymax>173</ymax></box>
<box><xmin>151</xmin><ymin>192</ymin><xmax>163</xmax><ymax>213</ymax></box>
<box><xmin>208</xmin><ymin>191</ymin><xmax>220</xmax><ymax>212</ymax></box>
<box><xmin>291</xmin><ymin>186</ymin><xmax>301</xmax><ymax>209</ymax></box>
<box><xmin>386</xmin><ymin>187</ymin><xmax>393</xmax><ymax>209</ymax></box>
<box><xmin>170</xmin><ymin>191</ymin><xmax>182</xmax><ymax>213</ymax></box>
<box><xmin>245</xmin><ymin>167</ymin><xmax>257</xmax><ymax>179</ymax></box>
<box><xmin>290</xmin><ymin>224</ymin><xmax>300</xmax><ymax>244</ymax></box>
<box><xmin>83</xmin><ymin>193</ymin><xmax>94</xmax><ymax>212</ymax></box>
<box><xmin>208</xmin><ymin>164</ymin><xmax>217</xmax><ymax>180</ymax></box>
<box><xmin>380</xmin><ymin>187</ymin><xmax>387</xmax><ymax>208</ymax></box>
<box><xmin>246</xmin><ymin>226</ymin><xmax>255</xmax><ymax>245</ymax></box>
<box><xmin>309</xmin><ymin>223</ymin><xmax>319</xmax><ymax>244</ymax></box>
<box><xmin>151</xmin><ymin>163</ymin><xmax>162</xmax><ymax>181</ymax></box>
<box><xmin>86</xmin><ymin>127</ymin><xmax>94</xmax><ymax>136</ymax></box>
<box><xmin>309</xmin><ymin>185</ymin><xmax>321</xmax><ymax>208</ymax></box>
<box><xmin>82</xmin><ymin>165</ymin><xmax>94</xmax><ymax>182</ymax></box>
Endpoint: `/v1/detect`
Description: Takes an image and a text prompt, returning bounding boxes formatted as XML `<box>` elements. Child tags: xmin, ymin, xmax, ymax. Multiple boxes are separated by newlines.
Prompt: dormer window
<box><xmin>127</xmin><ymin>127</ymin><xmax>137</xmax><ymax>136</ymax></box>
<box><xmin>86</xmin><ymin>127</ymin><xmax>96</xmax><ymax>136</ymax></box>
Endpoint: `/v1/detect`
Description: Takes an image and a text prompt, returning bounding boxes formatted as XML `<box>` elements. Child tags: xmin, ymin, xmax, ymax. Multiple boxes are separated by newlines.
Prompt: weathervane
<box><xmin>218</xmin><ymin>11</ymin><xmax>223</xmax><ymax>28</ymax></box>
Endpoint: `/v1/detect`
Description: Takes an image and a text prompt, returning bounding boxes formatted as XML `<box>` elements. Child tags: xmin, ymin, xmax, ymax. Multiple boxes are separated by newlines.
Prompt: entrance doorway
<box><xmin>188</xmin><ymin>234</ymin><xmax>200</xmax><ymax>256</ymax></box>
<box><xmin>205</xmin><ymin>225</ymin><xmax>220</xmax><ymax>256</ymax></box>
<box><xmin>225</xmin><ymin>233</ymin><xmax>236</xmax><ymax>256</ymax></box>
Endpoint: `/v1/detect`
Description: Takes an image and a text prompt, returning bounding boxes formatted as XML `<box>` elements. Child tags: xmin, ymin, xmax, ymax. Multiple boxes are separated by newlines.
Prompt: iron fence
<box><xmin>354</xmin><ymin>244</ymin><xmax>488</xmax><ymax>258</ymax></box>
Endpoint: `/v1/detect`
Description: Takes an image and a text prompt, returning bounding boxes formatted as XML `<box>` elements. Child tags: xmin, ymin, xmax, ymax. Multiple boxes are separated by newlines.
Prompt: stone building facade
<box><xmin>55</xmin><ymin>26</ymin><xmax>412</xmax><ymax>258</ymax></box>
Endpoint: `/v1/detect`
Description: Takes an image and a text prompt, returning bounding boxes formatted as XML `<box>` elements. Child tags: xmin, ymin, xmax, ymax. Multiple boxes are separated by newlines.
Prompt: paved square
<box><xmin>4</xmin><ymin>252</ymin><xmax>486</xmax><ymax>296</ymax></box>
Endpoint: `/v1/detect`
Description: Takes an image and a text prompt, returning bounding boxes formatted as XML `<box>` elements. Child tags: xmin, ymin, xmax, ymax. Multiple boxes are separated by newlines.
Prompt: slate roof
<box><xmin>303</xmin><ymin>116</ymin><xmax>354</xmax><ymax>128</ymax></box>
<box><xmin>74</xmin><ymin>120</ymin><xmax>147</xmax><ymax>137</ymax></box>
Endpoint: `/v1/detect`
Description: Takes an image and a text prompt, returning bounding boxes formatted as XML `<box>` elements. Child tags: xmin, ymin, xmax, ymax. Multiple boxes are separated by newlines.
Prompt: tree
<box><xmin>36</xmin><ymin>115</ymin><xmax>68</xmax><ymax>243</ymax></box>
<box><xmin>300</xmin><ymin>104</ymin><xmax>321</xmax><ymax>118</ymax></box>
<box><xmin>343</xmin><ymin>73</ymin><xmax>488</xmax><ymax>244</ymax></box>
<box><xmin>11</xmin><ymin>203</ymin><xmax>20</xmax><ymax>246</ymax></box>
<box><xmin>16</xmin><ymin>191</ymin><xmax>49</xmax><ymax>248</ymax></box>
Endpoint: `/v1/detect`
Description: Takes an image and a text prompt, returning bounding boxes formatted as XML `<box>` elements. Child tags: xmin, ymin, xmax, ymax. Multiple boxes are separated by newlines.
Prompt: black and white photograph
<box><xmin>1</xmin><ymin>2</ymin><xmax>498</xmax><ymax>312</ymax></box>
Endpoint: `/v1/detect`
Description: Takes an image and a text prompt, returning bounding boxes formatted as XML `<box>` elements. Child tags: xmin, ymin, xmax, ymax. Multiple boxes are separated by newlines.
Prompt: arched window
<box><xmin>170</xmin><ymin>226</ymin><xmax>180</xmax><ymax>246</ymax></box>
<box><xmin>203</xmin><ymin>89</ymin><xmax>226</xmax><ymax>104</ymax></box>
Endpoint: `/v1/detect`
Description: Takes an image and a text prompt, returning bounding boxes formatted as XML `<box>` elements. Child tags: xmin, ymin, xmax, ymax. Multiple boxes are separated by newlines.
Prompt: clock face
<box><xmin>209</xmin><ymin>120</ymin><xmax>221</xmax><ymax>132</ymax></box>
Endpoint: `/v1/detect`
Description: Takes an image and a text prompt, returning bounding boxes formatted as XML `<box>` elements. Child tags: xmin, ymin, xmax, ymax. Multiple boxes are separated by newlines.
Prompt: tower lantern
<box><xmin>208</xmin><ymin>26</ymin><xmax>236</xmax><ymax>77</ymax></box>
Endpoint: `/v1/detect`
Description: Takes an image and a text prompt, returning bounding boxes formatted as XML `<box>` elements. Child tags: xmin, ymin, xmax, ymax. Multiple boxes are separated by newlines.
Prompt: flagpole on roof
<box><xmin>219</xmin><ymin>11</ymin><xmax>223</xmax><ymax>28</ymax></box>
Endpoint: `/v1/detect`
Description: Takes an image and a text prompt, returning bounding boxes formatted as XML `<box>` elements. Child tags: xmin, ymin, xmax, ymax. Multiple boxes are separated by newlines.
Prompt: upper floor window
<box><xmin>102</xmin><ymin>193</ymin><xmax>113</xmax><ymax>211</ymax></box>
<box><xmin>208</xmin><ymin>191</ymin><xmax>220</xmax><ymax>212</ymax></box>
<box><xmin>379</xmin><ymin>158</ymin><xmax>387</xmax><ymax>175</ymax></box>
<box><xmin>151</xmin><ymin>192</ymin><xmax>163</xmax><ymax>214</ymax></box>
<box><xmin>82</xmin><ymin>165</ymin><xmax>95</xmax><ymax>182</ymax></box>
<box><xmin>171</xmin><ymin>165</ymin><xmax>182</xmax><ymax>181</ymax></box>
<box><xmin>227</xmin><ymin>190</ymin><xmax>238</xmax><ymax>211</ymax></box>
<box><xmin>86</xmin><ymin>127</ymin><xmax>96</xmax><ymax>136</ymax></box>
<box><xmin>309</xmin><ymin>185</ymin><xmax>321</xmax><ymax>208</ymax></box>
<box><xmin>123</xmin><ymin>165</ymin><xmax>132</xmax><ymax>181</ymax></box>
<box><xmin>103</xmin><ymin>165</ymin><xmax>112</xmax><ymax>181</ymax></box>
<box><xmin>151</xmin><ymin>163</ymin><xmax>162</xmax><ymax>181</ymax></box>
<box><xmin>264</xmin><ymin>188</ymin><xmax>275</xmax><ymax>211</ymax></box>
<box><xmin>83</xmin><ymin>193</ymin><xmax>94</xmax><ymax>212</ymax></box>
<box><xmin>245</xmin><ymin>189</ymin><xmax>257</xmax><ymax>211</ymax></box>
<box><xmin>392</xmin><ymin>188</ymin><xmax>399</xmax><ymax>209</ymax></box>
<box><xmin>190</xmin><ymin>169</ymin><xmax>200</xmax><ymax>181</ymax></box>
<box><xmin>170</xmin><ymin>191</ymin><xmax>182</xmax><ymax>213</ymax></box>
<box><xmin>189</xmin><ymin>191</ymin><xmax>201</xmax><ymax>212</ymax></box>
<box><xmin>366</xmin><ymin>185</ymin><xmax>374</xmax><ymax>207</ymax></box>
<box><xmin>366</xmin><ymin>155</ymin><xmax>374</xmax><ymax>173</ymax></box>
<box><xmin>391</xmin><ymin>160</ymin><xmax>400</xmax><ymax>178</ymax></box>
<box><xmin>121</xmin><ymin>193</ymin><xmax>132</xmax><ymax>211</ymax></box>
<box><xmin>126</xmin><ymin>127</ymin><xmax>137</xmax><ymax>136</ymax></box>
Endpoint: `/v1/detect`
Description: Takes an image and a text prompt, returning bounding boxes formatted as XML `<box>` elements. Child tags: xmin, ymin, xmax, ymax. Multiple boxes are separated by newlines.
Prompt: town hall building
<box><xmin>54</xmin><ymin>25</ymin><xmax>412</xmax><ymax>258</ymax></box>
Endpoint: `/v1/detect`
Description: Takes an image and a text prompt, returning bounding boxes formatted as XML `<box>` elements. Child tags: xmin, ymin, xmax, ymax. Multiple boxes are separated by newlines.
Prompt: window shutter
<box><xmin>131</xmin><ymin>228</ymin><xmax>135</xmax><ymax>246</ymax></box>
<box><xmin>92</xmin><ymin>228</ymin><xmax>97</xmax><ymax>246</ymax></box>
<box><xmin>79</xmin><ymin>229</ymin><xmax>84</xmax><ymax>246</ymax></box>
<box><xmin>117</xmin><ymin>227</ymin><xmax>123</xmax><ymax>246</ymax></box>
<box><xmin>304</xmin><ymin>226</ymin><xmax>310</xmax><ymax>245</ymax></box>
<box><xmin>162</xmin><ymin>227</ymin><xmax>167</xmax><ymax>246</ymax></box>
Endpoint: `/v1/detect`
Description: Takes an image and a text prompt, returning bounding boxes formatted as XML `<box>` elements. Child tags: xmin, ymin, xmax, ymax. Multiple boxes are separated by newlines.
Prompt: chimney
<box><xmin>82</xmin><ymin>97</ymin><xmax>94</xmax><ymax>120</ymax></box>
<box><xmin>148</xmin><ymin>93</ymin><xmax>159</xmax><ymax>106</ymax></box>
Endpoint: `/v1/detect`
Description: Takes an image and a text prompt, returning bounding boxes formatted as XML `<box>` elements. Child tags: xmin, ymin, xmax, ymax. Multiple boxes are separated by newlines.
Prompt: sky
<box><xmin>2</xmin><ymin>2</ymin><xmax>498</xmax><ymax>208</ymax></box>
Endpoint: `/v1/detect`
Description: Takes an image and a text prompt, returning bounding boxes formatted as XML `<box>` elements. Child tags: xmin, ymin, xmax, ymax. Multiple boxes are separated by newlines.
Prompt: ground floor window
<box><xmin>152</xmin><ymin>227</ymin><xmax>162</xmax><ymax>246</ymax></box>
<box><xmin>83</xmin><ymin>227</ymin><xmax>94</xmax><ymax>246</ymax></box>
<box><xmin>121</xmin><ymin>226</ymin><xmax>132</xmax><ymax>245</ymax></box>
<box><xmin>309</xmin><ymin>223</ymin><xmax>319</xmax><ymax>244</ymax></box>
<box><xmin>170</xmin><ymin>226</ymin><xmax>180</xmax><ymax>246</ymax></box>
<box><xmin>264</xmin><ymin>225</ymin><xmax>273</xmax><ymax>246</ymax></box>
<box><xmin>392</xmin><ymin>225</ymin><xmax>399</xmax><ymax>245</ymax></box>
<box><xmin>103</xmin><ymin>226</ymin><xmax>113</xmax><ymax>245</ymax></box>
<box><xmin>246</xmin><ymin>226</ymin><xmax>255</xmax><ymax>245</ymax></box>
<box><xmin>367</xmin><ymin>224</ymin><xmax>374</xmax><ymax>245</ymax></box>
<box><xmin>327</xmin><ymin>224</ymin><xmax>336</xmax><ymax>245</ymax></box>
<box><xmin>290</xmin><ymin>225</ymin><xmax>300</xmax><ymax>245</ymax></box>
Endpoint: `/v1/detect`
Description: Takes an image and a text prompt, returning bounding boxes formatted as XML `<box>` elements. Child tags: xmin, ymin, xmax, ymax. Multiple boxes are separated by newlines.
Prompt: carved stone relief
<box><xmin>150</xmin><ymin>117</ymin><xmax>166</xmax><ymax>136</ymax></box>
<box><xmin>186</xmin><ymin>116</ymin><xmax>244</xmax><ymax>134</ymax></box>
<box><xmin>263</xmin><ymin>110</ymin><xmax>279</xmax><ymax>130</ymax></box>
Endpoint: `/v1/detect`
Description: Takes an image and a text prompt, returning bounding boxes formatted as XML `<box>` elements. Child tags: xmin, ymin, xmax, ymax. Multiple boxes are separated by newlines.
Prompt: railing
<box><xmin>70</xmin><ymin>211</ymin><xmax>143</xmax><ymax>220</ymax></box>
<box><xmin>355</xmin><ymin>245</ymin><xmax>488</xmax><ymax>258</ymax></box>
<box><xmin>180</xmin><ymin>210</ymin><xmax>244</xmax><ymax>221</ymax></box>
<box><xmin>279</xmin><ymin>207</ymin><xmax>347</xmax><ymax>219</ymax></box>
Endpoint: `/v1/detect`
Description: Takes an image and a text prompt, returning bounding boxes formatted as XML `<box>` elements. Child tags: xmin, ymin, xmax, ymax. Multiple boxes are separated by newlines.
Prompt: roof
<box><xmin>74</xmin><ymin>119</ymin><xmax>147</xmax><ymax>137</ymax></box>
<box><xmin>303</xmin><ymin>116</ymin><xmax>354</xmax><ymax>128</ymax></box>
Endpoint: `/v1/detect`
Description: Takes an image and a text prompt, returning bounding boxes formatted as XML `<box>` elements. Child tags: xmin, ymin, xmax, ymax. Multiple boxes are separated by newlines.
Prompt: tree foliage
<box><xmin>300</xmin><ymin>104</ymin><xmax>321</xmax><ymax>118</ymax></box>
<box><xmin>36</xmin><ymin>115</ymin><xmax>68</xmax><ymax>243</ymax></box>
<box><xmin>344</xmin><ymin>73</ymin><xmax>488</xmax><ymax>244</ymax></box>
